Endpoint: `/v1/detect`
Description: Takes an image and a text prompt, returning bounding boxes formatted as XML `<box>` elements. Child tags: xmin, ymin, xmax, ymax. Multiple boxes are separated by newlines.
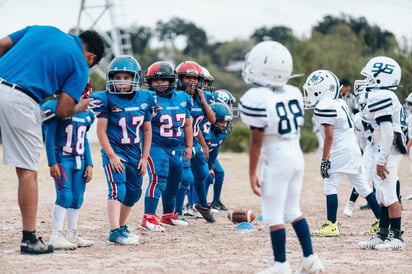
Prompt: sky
<box><xmin>1</xmin><ymin>0</ymin><xmax>412</xmax><ymax>44</ymax></box>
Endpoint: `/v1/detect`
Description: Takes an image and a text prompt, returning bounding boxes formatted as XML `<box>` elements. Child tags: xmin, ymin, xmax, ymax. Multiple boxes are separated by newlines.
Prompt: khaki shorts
<box><xmin>0</xmin><ymin>84</ymin><xmax>43</xmax><ymax>170</ymax></box>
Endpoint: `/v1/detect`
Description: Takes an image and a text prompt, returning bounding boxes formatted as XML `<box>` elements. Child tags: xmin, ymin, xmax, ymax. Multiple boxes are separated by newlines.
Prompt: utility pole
<box><xmin>76</xmin><ymin>0</ymin><xmax>133</xmax><ymax>79</ymax></box>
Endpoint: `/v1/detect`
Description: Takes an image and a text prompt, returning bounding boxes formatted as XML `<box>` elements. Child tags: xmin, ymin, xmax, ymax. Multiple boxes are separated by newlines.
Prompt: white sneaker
<box><xmin>49</xmin><ymin>231</ymin><xmax>77</xmax><ymax>250</ymax></box>
<box><xmin>358</xmin><ymin>235</ymin><xmax>385</xmax><ymax>249</ymax></box>
<box><xmin>256</xmin><ymin>261</ymin><xmax>291</xmax><ymax>274</ymax></box>
<box><xmin>160</xmin><ymin>213</ymin><xmax>189</xmax><ymax>227</ymax></box>
<box><xmin>295</xmin><ymin>254</ymin><xmax>324</xmax><ymax>274</ymax></box>
<box><xmin>343</xmin><ymin>201</ymin><xmax>355</xmax><ymax>217</ymax></box>
<box><xmin>66</xmin><ymin>229</ymin><xmax>94</xmax><ymax>247</ymax></box>
<box><xmin>140</xmin><ymin>214</ymin><xmax>165</xmax><ymax>232</ymax></box>
<box><xmin>120</xmin><ymin>225</ymin><xmax>140</xmax><ymax>241</ymax></box>
<box><xmin>375</xmin><ymin>237</ymin><xmax>405</xmax><ymax>251</ymax></box>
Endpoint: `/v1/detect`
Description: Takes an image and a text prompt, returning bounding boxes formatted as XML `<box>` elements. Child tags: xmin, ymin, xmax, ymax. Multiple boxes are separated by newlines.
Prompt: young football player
<box><xmin>140</xmin><ymin>61</ymin><xmax>193</xmax><ymax>231</ymax></box>
<box><xmin>356</xmin><ymin>56</ymin><xmax>406</xmax><ymax>251</ymax></box>
<box><xmin>42</xmin><ymin>82</ymin><xmax>95</xmax><ymax>250</ymax></box>
<box><xmin>174</xmin><ymin>61</ymin><xmax>216</xmax><ymax>223</ymax></box>
<box><xmin>303</xmin><ymin>70</ymin><xmax>381</xmax><ymax>238</ymax></box>
<box><xmin>89</xmin><ymin>55</ymin><xmax>154</xmax><ymax>245</ymax></box>
<box><xmin>204</xmin><ymin>102</ymin><xmax>233</xmax><ymax>211</ymax></box>
<box><xmin>240</xmin><ymin>41</ymin><xmax>323</xmax><ymax>274</ymax></box>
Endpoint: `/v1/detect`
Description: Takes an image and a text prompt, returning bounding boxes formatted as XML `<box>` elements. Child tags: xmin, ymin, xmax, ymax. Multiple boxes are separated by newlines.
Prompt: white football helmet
<box><xmin>302</xmin><ymin>70</ymin><xmax>340</xmax><ymax>108</ymax></box>
<box><xmin>242</xmin><ymin>41</ymin><xmax>293</xmax><ymax>88</ymax></box>
<box><xmin>354</xmin><ymin>56</ymin><xmax>401</xmax><ymax>94</ymax></box>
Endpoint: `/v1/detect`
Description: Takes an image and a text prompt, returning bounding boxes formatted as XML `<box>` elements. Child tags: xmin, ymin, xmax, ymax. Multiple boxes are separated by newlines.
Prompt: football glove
<box><xmin>320</xmin><ymin>159</ymin><xmax>331</xmax><ymax>179</ymax></box>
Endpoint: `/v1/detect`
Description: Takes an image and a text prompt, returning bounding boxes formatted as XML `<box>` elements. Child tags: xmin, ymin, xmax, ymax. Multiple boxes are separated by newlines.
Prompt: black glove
<box><xmin>320</xmin><ymin>159</ymin><xmax>331</xmax><ymax>179</ymax></box>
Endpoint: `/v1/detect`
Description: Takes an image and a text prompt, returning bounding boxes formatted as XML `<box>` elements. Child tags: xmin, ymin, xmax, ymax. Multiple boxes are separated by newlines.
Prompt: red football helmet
<box><xmin>176</xmin><ymin>61</ymin><xmax>204</xmax><ymax>94</ymax></box>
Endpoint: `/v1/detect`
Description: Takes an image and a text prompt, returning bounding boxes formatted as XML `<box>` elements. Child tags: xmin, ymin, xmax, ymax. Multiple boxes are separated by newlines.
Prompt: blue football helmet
<box><xmin>211</xmin><ymin>102</ymin><xmax>233</xmax><ymax>133</ymax></box>
<box><xmin>106</xmin><ymin>55</ymin><xmax>142</xmax><ymax>94</ymax></box>
<box><xmin>213</xmin><ymin>89</ymin><xmax>239</xmax><ymax>118</ymax></box>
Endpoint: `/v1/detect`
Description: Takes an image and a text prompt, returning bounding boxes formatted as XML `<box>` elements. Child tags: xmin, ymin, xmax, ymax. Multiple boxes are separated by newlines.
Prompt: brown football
<box><xmin>227</xmin><ymin>209</ymin><xmax>256</xmax><ymax>224</ymax></box>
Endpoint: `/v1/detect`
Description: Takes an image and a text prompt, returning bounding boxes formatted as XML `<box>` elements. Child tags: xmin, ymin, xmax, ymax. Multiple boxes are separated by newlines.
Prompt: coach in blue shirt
<box><xmin>0</xmin><ymin>25</ymin><xmax>104</xmax><ymax>254</ymax></box>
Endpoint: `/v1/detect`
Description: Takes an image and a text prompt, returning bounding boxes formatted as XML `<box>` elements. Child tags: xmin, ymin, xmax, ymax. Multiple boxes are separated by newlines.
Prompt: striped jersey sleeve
<box><xmin>239</xmin><ymin>88</ymin><xmax>268</xmax><ymax>128</ymax></box>
<box><xmin>367</xmin><ymin>96</ymin><xmax>393</xmax><ymax>120</ymax></box>
<box><xmin>313</xmin><ymin>99</ymin><xmax>338</xmax><ymax>125</ymax></box>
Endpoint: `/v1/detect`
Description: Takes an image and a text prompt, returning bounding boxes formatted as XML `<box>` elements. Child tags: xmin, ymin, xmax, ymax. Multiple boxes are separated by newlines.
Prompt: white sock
<box><xmin>52</xmin><ymin>204</ymin><xmax>67</xmax><ymax>232</ymax></box>
<box><xmin>66</xmin><ymin>208</ymin><xmax>79</xmax><ymax>231</ymax></box>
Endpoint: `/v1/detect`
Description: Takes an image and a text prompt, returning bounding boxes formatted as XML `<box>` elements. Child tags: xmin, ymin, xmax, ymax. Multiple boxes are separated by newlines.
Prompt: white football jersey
<box><xmin>362</xmin><ymin>90</ymin><xmax>406</xmax><ymax>135</ymax></box>
<box><xmin>313</xmin><ymin>98</ymin><xmax>362</xmax><ymax>173</ymax></box>
<box><xmin>239</xmin><ymin>85</ymin><xmax>304</xmax><ymax>140</ymax></box>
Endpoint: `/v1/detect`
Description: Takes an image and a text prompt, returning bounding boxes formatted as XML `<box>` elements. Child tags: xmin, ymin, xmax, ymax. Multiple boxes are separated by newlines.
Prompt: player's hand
<box><xmin>137</xmin><ymin>158</ymin><xmax>147</xmax><ymax>176</ymax></box>
<box><xmin>49</xmin><ymin>164</ymin><xmax>61</xmax><ymax>179</ymax></box>
<box><xmin>320</xmin><ymin>159</ymin><xmax>331</xmax><ymax>179</ymax></box>
<box><xmin>201</xmin><ymin>145</ymin><xmax>209</xmax><ymax>161</ymax></box>
<box><xmin>183</xmin><ymin>147</ymin><xmax>192</xmax><ymax>162</ymax></box>
<box><xmin>110</xmin><ymin>155</ymin><xmax>126</xmax><ymax>173</ymax></box>
<box><xmin>75</xmin><ymin>97</ymin><xmax>92</xmax><ymax>113</ymax></box>
<box><xmin>84</xmin><ymin>165</ymin><xmax>93</xmax><ymax>183</ymax></box>
<box><xmin>250</xmin><ymin>174</ymin><xmax>261</xmax><ymax>197</ymax></box>
<box><xmin>377</xmin><ymin>164</ymin><xmax>389</xmax><ymax>180</ymax></box>
<box><xmin>197</xmin><ymin>88</ymin><xmax>206</xmax><ymax>103</ymax></box>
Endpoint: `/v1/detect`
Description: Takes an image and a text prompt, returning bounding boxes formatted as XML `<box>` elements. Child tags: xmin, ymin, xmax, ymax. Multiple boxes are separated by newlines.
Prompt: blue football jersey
<box><xmin>89</xmin><ymin>90</ymin><xmax>155</xmax><ymax>161</ymax></box>
<box><xmin>151</xmin><ymin>90</ymin><xmax>192</xmax><ymax>149</ymax></box>
<box><xmin>42</xmin><ymin>99</ymin><xmax>95</xmax><ymax>166</ymax></box>
<box><xmin>191</xmin><ymin>91</ymin><xmax>214</xmax><ymax>145</ymax></box>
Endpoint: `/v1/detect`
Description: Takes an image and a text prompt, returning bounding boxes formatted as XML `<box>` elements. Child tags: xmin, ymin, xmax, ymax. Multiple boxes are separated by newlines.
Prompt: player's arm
<box><xmin>83</xmin><ymin>136</ymin><xmax>93</xmax><ymax>183</ymax></box>
<box><xmin>96</xmin><ymin>117</ymin><xmax>125</xmax><ymax>173</ymax></box>
<box><xmin>138</xmin><ymin>121</ymin><xmax>152</xmax><ymax>176</ymax></box>
<box><xmin>0</xmin><ymin>36</ymin><xmax>13</xmax><ymax>57</ymax></box>
<box><xmin>198</xmin><ymin>89</ymin><xmax>216</xmax><ymax>123</ymax></box>
<box><xmin>56</xmin><ymin>93</ymin><xmax>91</xmax><ymax>118</ymax></box>
<box><xmin>376</xmin><ymin>118</ymin><xmax>393</xmax><ymax>179</ymax></box>
<box><xmin>321</xmin><ymin>124</ymin><xmax>333</xmax><ymax>161</ymax></box>
<box><xmin>183</xmin><ymin>117</ymin><xmax>193</xmax><ymax>161</ymax></box>
<box><xmin>249</xmin><ymin>127</ymin><xmax>264</xmax><ymax>197</ymax></box>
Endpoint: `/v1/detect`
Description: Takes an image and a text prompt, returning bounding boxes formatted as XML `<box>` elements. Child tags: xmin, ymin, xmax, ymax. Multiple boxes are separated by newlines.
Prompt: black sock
<box><xmin>380</xmin><ymin>206</ymin><xmax>390</xmax><ymax>229</ymax></box>
<box><xmin>22</xmin><ymin>230</ymin><xmax>37</xmax><ymax>242</ymax></box>
<box><xmin>390</xmin><ymin>217</ymin><xmax>401</xmax><ymax>231</ymax></box>
<box><xmin>349</xmin><ymin>188</ymin><xmax>359</xmax><ymax>202</ymax></box>
<box><xmin>396</xmin><ymin>180</ymin><xmax>401</xmax><ymax>201</ymax></box>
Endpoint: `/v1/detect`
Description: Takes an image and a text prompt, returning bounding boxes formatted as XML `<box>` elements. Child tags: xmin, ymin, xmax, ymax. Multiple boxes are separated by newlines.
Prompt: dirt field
<box><xmin>0</xmin><ymin>143</ymin><xmax>411</xmax><ymax>273</ymax></box>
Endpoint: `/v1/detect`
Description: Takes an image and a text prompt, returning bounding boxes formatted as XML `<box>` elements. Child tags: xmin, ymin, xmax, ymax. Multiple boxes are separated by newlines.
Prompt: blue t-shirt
<box><xmin>151</xmin><ymin>90</ymin><xmax>192</xmax><ymax>149</ymax></box>
<box><xmin>0</xmin><ymin>25</ymin><xmax>89</xmax><ymax>103</ymax></box>
<box><xmin>89</xmin><ymin>90</ymin><xmax>155</xmax><ymax>164</ymax></box>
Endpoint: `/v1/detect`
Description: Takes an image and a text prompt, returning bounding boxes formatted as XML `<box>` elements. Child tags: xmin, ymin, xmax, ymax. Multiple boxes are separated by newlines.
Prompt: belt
<box><xmin>0</xmin><ymin>79</ymin><xmax>40</xmax><ymax>104</ymax></box>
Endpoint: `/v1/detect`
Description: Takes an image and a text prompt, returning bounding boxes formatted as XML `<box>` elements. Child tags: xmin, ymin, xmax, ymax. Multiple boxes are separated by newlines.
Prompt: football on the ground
<box><xmin>227</xmin><ymin>209</ymin><xmax>256</xmax><ymax>224</ymax></box>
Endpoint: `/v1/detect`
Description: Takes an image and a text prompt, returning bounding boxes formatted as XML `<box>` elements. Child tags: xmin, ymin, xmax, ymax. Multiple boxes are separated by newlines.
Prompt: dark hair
<box><xmin>79</xmin><ymin>30</ymin><xmax>105</xmax><ymax>66</ymax></box>
<box><xmin>340</xmin><ymin>78</ymin><xmax>351</xmax><ymax>86</ymax></box>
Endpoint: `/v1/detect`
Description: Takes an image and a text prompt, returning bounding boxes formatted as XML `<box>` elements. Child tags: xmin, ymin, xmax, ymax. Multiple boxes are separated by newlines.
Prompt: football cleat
<box><xmin>311</xmin><ymin>221</ymin><xmax>340</xmax><ymax>237</ymax></box>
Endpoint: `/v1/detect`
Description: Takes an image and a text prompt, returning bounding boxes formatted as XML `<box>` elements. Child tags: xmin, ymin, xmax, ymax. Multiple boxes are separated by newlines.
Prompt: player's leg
<box><xmin>141</xmin><ymin>148</ymin><xmax>168</xmax><ymax>232</ymax></box>
<box><xmin>66</xmin><ymin>162</ymin><xmax>93</xmax><ymax>247</ymax></box>
<box><xmin>374</xmin><ymin>153</ymin><xmax>404</xmax><ymax>251</ymax></box>
<box><xmin>49</xmin><ymin>159</ymin><xmax>77</xmax><ymax>250</ymax></box>
<box><xmin>343</xmin><ymin>188</ymin><xmax>358</xmax><ymax>217</ymax></box>
<box><xmin>347</xmin><ymin>172</ymin><xmax>380</xmax><ymax>235</ymax></box>
<box><xmin>160</xmin><ymin>149</ymin><xmax>188</xmax><ymax>226</ymax></box>
<box><xmin>210</xmin><ymin>159</ymin><xmax>228</xmax><ymax>211</ymax></box>
<box><xmin>258</xmin><ymin>143</ymin><xmax>293</xmax><ymax>273</ymax></box>
<box><xmin>102</xmin><ymin>153</ymin><xmax>134</xmax><ymax>244</ymax></box>
<box><xmin>191</xmin><ymin>146</ymin><xmax>215</xmax><ymax>223</ymax></box>
<box><xmin>312</xmin><ymin>172</ymin><xmax>343</xmax><ymax>236</ymax></box>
